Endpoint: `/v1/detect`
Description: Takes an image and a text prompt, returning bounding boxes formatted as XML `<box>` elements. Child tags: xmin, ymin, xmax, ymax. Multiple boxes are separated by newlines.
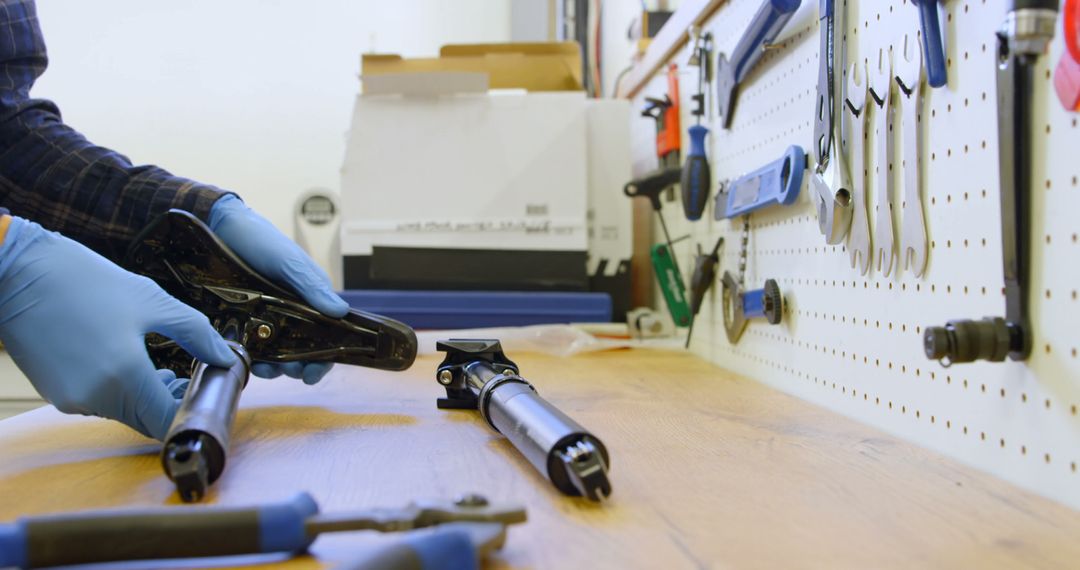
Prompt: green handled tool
<box><xmin>651</xmin><ymin>243</ymin><xmax>691</xmax><ymax>328</ymax></box>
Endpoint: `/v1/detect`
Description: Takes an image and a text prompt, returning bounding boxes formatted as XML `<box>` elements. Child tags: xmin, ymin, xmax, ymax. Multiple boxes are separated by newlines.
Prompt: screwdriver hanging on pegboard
<box><xmin>682</xmin><ymin>27</ymin><xmax>713</xmax><ymax>221</ymax></box>
<box><xmin>685</xmin><ymin>236</ymin><xmax>724</xmax><ymax>348</ymax></box>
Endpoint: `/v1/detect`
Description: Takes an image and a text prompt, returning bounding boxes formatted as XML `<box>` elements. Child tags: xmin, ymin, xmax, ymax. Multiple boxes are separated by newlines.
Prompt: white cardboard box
<box><xmin>339</xmin><ymin>87</ymin><xmax>588</xmax><ymax>258</ymax></box>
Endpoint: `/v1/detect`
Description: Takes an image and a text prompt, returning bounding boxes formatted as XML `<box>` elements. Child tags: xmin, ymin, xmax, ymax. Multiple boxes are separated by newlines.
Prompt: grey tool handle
<box><xmin>0</xmin><ymin>493</ymin><xmax>318</xmax><ymax>569</ymax></box>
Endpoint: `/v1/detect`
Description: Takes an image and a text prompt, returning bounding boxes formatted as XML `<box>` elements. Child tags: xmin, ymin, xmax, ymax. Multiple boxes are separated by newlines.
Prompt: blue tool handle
<box><xmin>0</xmin><ymin>493</ymin><xmax>318</xmax><ymax>569</ymax></box>
<box><xmin>730</xmin><ymin>0</ymin><xmax>802</xmax><ymax>84</ymax></box>
<box><xmin>915</xmin><ymin>0</ymin><xmax>947</xmax><ymax>87</ymax></box>
<box><xmin>743</xmin><ymin>288</ymin><xmax>769</xmax><ymax>319</ymax></box>
<box><xmin>687</xmin><ymin>124</ymin><xmax>708</xmax><ymax>158</ymax></box>
<box><xmin>335</xmin><ymin>528</ymin><xmax>479</xmax><ymax>570</ymax></box>
<box><xmin>719</xmin><ymin>145</ymin><xmax>806</xmax><ymax>219</ymax></box>
<box><xmin>681</xmin><ymin>125</ymin><xmax>712</xmax><ymax>221</ymax></box>
<box><xmin>741</xmin><ymin>279</ymin><xmax>783</xmax><ymax>325</ymax></box>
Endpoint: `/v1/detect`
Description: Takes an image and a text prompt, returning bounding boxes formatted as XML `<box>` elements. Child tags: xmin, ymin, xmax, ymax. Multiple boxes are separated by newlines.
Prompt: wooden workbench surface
<box><xmin>2</xmin><ymin>348</ymin><xmax>1079</xmax><ymax>569</ymax></box>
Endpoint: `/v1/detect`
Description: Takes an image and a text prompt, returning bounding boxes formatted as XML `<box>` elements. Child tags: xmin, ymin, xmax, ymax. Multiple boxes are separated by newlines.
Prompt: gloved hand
<box><xmin>208</xmin><ymin>195</ymin><xmax>349</xmax><ymax>384</ymax></box>
<box><xmin>0</xmin><ymin>217</ymin><xmax>238</xmax><ymax>440</ymax></box>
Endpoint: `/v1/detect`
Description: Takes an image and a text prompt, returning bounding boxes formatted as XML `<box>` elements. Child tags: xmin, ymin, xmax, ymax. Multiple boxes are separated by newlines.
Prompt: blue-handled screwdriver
<box><xmin>0</xmin><ymin>493</ymin><xmax>525</xmax><ymax>570</ymax></box>
<box><xmin>683</xmin><ymin>30</ymin><xmax>713</xmax><ymax>221</ymax></box>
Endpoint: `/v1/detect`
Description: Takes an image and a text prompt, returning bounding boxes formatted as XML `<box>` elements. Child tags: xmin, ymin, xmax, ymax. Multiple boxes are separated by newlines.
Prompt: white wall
<box><xmin>0</xmin><ymin>1</ymin><xmax>511</xmax><ymax>408</ymax></box>
<box><xmin>31</xmin><ymin>0</ymin><xmax>512</xmax><ymax>236</ymax></box>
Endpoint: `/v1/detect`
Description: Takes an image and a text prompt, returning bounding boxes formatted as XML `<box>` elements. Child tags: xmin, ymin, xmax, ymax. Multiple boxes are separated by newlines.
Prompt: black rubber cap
<box><xmin>923</xmin><ymin>326</ymin><xmax>950</xmax><ymax>359</ymax></box>
<box><xmin>763</xmin><ymin>279</ymin><xmax>783</xmax><ymax>325</ymax></box>
<box><xmin>1007</xmin><ymin>0</ymin><xmax>1060</xmax><ymax>11</ymax></box>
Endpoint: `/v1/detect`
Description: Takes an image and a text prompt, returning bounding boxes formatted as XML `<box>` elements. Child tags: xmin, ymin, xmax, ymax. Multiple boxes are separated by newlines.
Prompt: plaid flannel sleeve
<box><xmin>0</xmin><ymin>0</ymin><xmax>229</xmax><ymax>262</ymax></box>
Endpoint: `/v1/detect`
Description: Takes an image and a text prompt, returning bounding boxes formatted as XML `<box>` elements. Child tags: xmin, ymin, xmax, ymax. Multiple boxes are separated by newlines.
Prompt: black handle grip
<box><xmin>0</xmin><ymin>494</ymin><xmax>318</xmax><ymax>569</ymax></box>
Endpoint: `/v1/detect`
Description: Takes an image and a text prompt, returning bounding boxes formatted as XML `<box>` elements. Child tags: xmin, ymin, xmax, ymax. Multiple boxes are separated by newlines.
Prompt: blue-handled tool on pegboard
<box><xmin>721</xmin><ymin>273</ymin><xmax>783</xmax><ymax>344</ymax></box>
<box><xmin>715</xmin><ymin>145</ymin><xmax>806</xmax><ymax>220</ymax></box>
<box><xmin>716</xmin><ymin>0</ymin><xmax>802</xmax><ymax>128</ymax></box>
<box><xmin>912</xmin><ymin>0</ymin><xmax>947</xmax><ymax>88</ymax></box>
<box><xmin>683</xmin><ymin>30</ymin><xmax>713</xmax><ymax>221</ymax></box>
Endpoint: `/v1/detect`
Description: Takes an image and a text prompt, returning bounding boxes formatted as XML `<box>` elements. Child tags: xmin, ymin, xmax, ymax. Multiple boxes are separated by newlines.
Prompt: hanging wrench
<box><xmin>869</xmin><ymin>48</ymin><xmax>896</xmax><ymax>276</ymax></box>
<box><xmin>811</xmin><ymin>0</ymin><xmax>852</xmax><ymax>245</ymax></box>
<box><xmin>895</xmin><ymin>35</ymin><xmax>929</xmax><ymax>276</ymax></box>
<box><xmin>844</xmin><ymin>61</ymin><xmax>872</xmax><ymax>275</ymax></box>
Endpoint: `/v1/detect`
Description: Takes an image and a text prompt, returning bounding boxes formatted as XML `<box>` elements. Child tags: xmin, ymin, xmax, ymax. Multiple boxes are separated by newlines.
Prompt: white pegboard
<box><xmin>630</xmin><ymin>1</ymin><xmax>1080</xmax><ymax>509</ymax></box>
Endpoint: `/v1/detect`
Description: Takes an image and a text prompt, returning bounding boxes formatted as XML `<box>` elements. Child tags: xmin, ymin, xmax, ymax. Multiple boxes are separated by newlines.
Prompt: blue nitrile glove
<box><xmin>0</xmin><ymin>218</ymin><xmax>238</xmax><ymax>440</ymax></box>
<box><xmin>208</xmin><ymin>195</ymin><xmax>348</xmax><ymax>385</ymax></box>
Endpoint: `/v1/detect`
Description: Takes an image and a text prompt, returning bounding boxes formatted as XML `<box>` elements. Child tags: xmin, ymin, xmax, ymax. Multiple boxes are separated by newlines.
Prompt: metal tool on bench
<box><xmin>715</xmin><ymin>0</ymin><xmax>802</xmax><ymax>129</ymax></box>
<box><xmin>685</xmin><ymin>237</ymin><xmax>725</xmax><ymax>348</ymax></box>
<box><xmin>335</xmin><ymin>521</ymin><xmax>512</xmax><ymax>570</ymax></box>
<box><xmin>911</xmin><ymin>0</ymin><xmax>948</xmax><ymax>88</ymax></box>
<box><xmin>125</xmin><ymin>210</ymin><xmax>418</xmax><ymax>502</ymax></box>
<box><xmin>844</xmin><ymin>61</ymin><xmax>872</xmax><ymax>275</ymax></box>
<box><xmin>715</xmin><ymin>145</ymin><xmax>806</xmax><ymax>219</ymax></box>
<box><xmin>896</xmin><ymin>34</ymin><xmax>930</xmax><ymax>277</ymax></box>
<box><xmin>0</xmin><ymin>492</ymin><xmax>524</xmax><ymax>569</ymax></box>
<box><xmin>923</xmin><ymin>0</ymin><xmax>1058</xmax><ymax>366</ymax></box>
<box><xmin>869</xmin><ymin>48</ymin><xmax>897</xmax><ymax>276</ymax></box>
<box><xmin>435</xmin><ymin>339</ymin><xmax>612</xmax><ymax>501</ymax></box>
<box><xmin>811</xmin><ymin>0</ymin><xmax>853</xmax><ymax>245</ymax></box>
<box><xmin>683</xmin><ymin>28</ymin><xmax>714</xmax><ymax>221</ymax></box>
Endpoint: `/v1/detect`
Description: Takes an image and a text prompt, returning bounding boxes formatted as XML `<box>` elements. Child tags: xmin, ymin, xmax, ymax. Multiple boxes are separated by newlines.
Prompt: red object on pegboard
<box><xmin>1066</xmin><ymin>0</ymin><xmax>1080</xmax><ymax>63</ymax></box>
<box><xmin>657</xmin><ymin>64</ymin><xmax>682</xmax><ymax>160</ymax></box>
<box><xmin>1056</xmin><ymin>0</ymin><xmax>1080</xmax><ymax>111</ymax></box>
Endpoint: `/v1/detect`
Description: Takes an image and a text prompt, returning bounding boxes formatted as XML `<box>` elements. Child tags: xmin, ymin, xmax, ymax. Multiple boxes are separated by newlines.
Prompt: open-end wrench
<box><xmin>869</xmin><ymin>48</ymin><xmax>896</xmax><ymax>276</ymax></box>
<box><xmin>810</xmin><ymin>0</ymin><xmax>852</xmax><ymax>244</ymax></box>
<box><xmin>715</xmin><ymin>145</ymin><xmax>806</xmax><ymax>219</ymax></box>
<box><xmin>895</xmin><ymin>35</ymin><xmax>929</xmax><ymax>277</ymax></box>
<box><xmin>844</xmin><ymin>61</ymin><xmax>872</xmax><ymax>275</ymax></box>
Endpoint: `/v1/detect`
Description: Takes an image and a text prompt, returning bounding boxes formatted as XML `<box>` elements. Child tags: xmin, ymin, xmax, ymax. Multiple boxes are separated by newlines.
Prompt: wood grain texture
<box><xmin>1</xmin><ymin>349</ymin><xmax>1079</xmax><ymax>569</ymax></box>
